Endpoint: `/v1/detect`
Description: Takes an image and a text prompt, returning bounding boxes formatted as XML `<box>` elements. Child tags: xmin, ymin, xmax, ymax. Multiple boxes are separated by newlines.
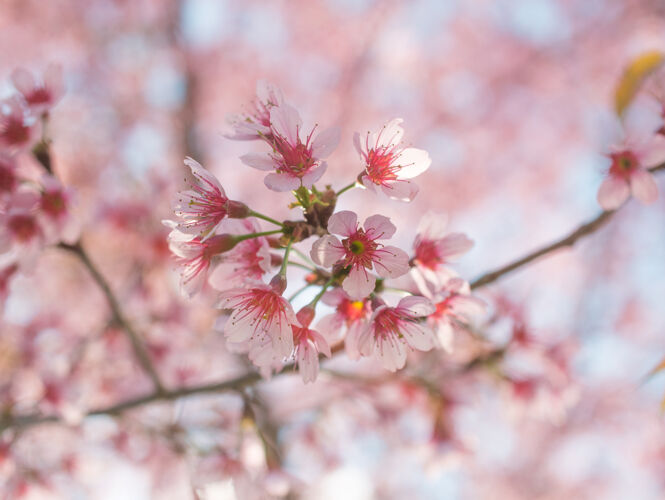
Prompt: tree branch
<box><xmin>470</xmin><ymin>162</ymin><xmax>665</xmax><ymax>289</ymax></box>
<box><xmin>58</xmin><ymin>242</ymin><xmax>165</xmax><ymax>393</ymax></box>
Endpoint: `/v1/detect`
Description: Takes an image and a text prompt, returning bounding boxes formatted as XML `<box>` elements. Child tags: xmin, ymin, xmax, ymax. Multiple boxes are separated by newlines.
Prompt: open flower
<box><xmin>354</xmin><ymin>118</ymin><xmax>431</xmax><ymax>201</ymax></box>
<box><xmin>310</xmin><ymin>210</ymin><xmax>410</xmax><ymax>300</ymax></box>
<box><xmin>225</xmin><ymin>80</ymin><xmax>284</xmax><ymax>141</ymax></box>
<box><xmin>316</xmin><ymin>288</ymin><xmax>371</xmax><ymax>359</ymax></box>
<box><xmin>412</xmin><ymin>212</ymin><xmax>473</xmax><ymax>286</ymax></box>
<box><xmin>171</xmin><ymin>157</ymin><xmax>247</xmax><ymax>241</ymax></box>
<box><xmin>217</xmin><ymin>279</ymin><xmax>296</xmax><ymax>360</ymax></box>
<box><xmin>11</xmin><ymin>65</ymin><xmax>64</xmax><ymax>115</ymax></box>
<box><xmin>0</xmin><ymin>97</ymin><xmax>39</xmax><ymax>153</ymax></box>
<box><xmin>292</xmin><ymin>306</ymin><xmax>331</xmax><ymax>383</ymax></box>
<box><xmin>424</xmin><ymin>277</ymin><xmax>486</xmax><ymax>352</ymax></box>
<box><xmin>0</xmin><ymin>190</ymin><xmax>44</xmax><ymax>268</ymax></box>
<box><xmin>164</xmin><ymin>223</ymin><xmax>237</xmax><ymax>298</ymax></box>
<box><xmin>241</xmin><ymin>103</ymin><xmax>340</xmax><ymax>191</ymax></box>
<box><xmin>208</xmin><ymin>219</ymin><xmax>272</xmax><ymax>287</ymax></box>
<box><xmin>357</xmin><ymin>296</ymin><xmax>436</xmax><ymax>372</ymax></box>
<box><xmin>597</xmin><ymin>136</ymin><xmax>665</xmax><ymax>210</ymax></box>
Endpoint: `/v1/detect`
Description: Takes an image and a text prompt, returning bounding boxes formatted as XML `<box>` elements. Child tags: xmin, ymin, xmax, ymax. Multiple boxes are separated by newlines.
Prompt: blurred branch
<box><xmin>30</xmin><ymin>143</ymin><xmax>165</xmax><ymax>394</ymax></box>
<box><xmin>58</xmin><ymin>242</ymin><xmax>165</xmax><ymax>393</ymax></box>
<box><xmin>470</xmin><ymin>162</ymin><xmax>665</xmax><ymax>290</ymax></box>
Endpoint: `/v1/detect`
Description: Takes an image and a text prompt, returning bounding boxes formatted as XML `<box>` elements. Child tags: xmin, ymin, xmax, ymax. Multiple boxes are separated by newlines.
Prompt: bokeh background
<box><xmin>2</xmin><ymin>0</ymin><xmax>665</xmax><ymax>498</ymax></box>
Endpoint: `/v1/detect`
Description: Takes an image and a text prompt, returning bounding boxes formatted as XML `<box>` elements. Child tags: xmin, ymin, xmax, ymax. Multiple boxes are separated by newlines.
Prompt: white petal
<box><xmin>380</xmin><ymin>180</ymin><xmax>419</xmax><ymax>201</ymax></box>
<box><xmin>377</xmin><ymin>336</ymin><xmax>407</xmax><ymax>372</ymax></box>
<box><xmin>300</xmin><ymin>162</ymin><xmax>327</xmax><ymax>188</ymax></box>
<box><xmin>397</xmin><ymin>295</ymin><xmax>436</xmax><ymax>317</ymax></box>
<box><xmin>375</xmin><ymin>118</ymin><xmax>404</xmax><ymax>148</ymax></box>
<box><xmin>417</xmin><ymin>212</ymin><xmax>448</xmax><ymax>239</ymax></box>
<box><xmin>400</xmin><ymin>322</ymin><xmax>435</xmax><ymax>352</ymax></box>
<box><xmin>264</xmin><ymin>172</ymin><xmax>301</xmax><ymax>192</ymax></box>
<box><xmin>395</xmin><ymin>147</ymin><xmax>431</xmax><ymax>179</ymax></box>
<box><xmin>270</xmin><ymin>103</ymin><xmax>302</xmax><ymax>145</ymax></box>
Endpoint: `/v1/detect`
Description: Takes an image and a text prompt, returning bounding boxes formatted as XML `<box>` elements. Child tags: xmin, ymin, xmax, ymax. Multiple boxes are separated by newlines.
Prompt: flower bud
<box><xmin>269</xmin><ymin>274</ymin><xmax>288</xmax><ymax>295</ymax></box>
<box><xmin>227</xmin><ymin>200</ymin><xmax>250</xmax><ymax>219</ymax></box>
<box><xmin>296</xmin><ymin>306</ymin><xmax>316</xmax><ymax>328</ymax></box>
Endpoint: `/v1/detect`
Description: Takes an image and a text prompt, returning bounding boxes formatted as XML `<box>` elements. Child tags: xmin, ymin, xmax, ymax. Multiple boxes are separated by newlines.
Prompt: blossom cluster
<box><xmin>0</xmin><ymin>65</ymin><xmax>75</xmax><ymax>310</ymax></box>
<box><xmin>164</xmin><ymin>81</ymin><xmax>485</xmax><ymax>382</ymax></box>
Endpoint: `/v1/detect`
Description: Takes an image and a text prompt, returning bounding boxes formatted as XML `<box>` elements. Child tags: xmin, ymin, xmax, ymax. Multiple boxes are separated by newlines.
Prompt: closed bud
<box><xmin>227</xmin><ymin>200</ymin><xmax>250</xmax><ymax>218</ymax></box>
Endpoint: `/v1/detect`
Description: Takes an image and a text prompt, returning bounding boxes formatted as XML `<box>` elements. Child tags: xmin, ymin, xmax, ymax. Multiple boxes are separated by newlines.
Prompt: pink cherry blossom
<box><xmin>0</xmin><ymin>155</ymin><xmax>18</xmax><ymax>202</ymax></box>
<box><xmin>11</xmin><ymin>65</ymin><xmax>64</xmax><ymax>115</ymax></box>
<box><xmin>310</xmin><ymin>210</ymin><xmax>410</xmax><ymax>300</ymax></box>
<box><xmin>597</xmin><ymin>136</ymin><xmax>665</xmax><ymax>210</ymax></box>
<box><xmin>171</xmin><ymin>157</ymin><xmax>247</xmax><ymax>240</ymax></box>
<box><xmin>424</xmin><ymin>277</ymin><xmax>486</xmax><ymax>352</ymax></box>
<box><xmin>354</xmin><ymin>118</ymin><xmax>431</xmax><ymax>201</ymax></box>
<box><xmin>291</xmin><ymin>306</ymin><xmax>331</xmax><ymax>383</ymax></box>
<box><xmin>38</xmin><ymin>175</ymin><xmax>78</xmax><ymax>244</ymax></box>
<box><xmin>217</xmin><ymin>278</ymin><xmax>296</xmax><ymax>360</ymax></box>
<box><xmin>0</xmin><ymin>98</ymin><xmax>39</xmax><ymax>153</ymax></box>
<box><xmin>225</xmin><ymin>80</ymin><xmax>284</xmax><ymax>141</ymax></box>
<box><xmin>0</xmin><ymin>190</ymin><xmax>44</xmax><ymax>267</ymax></box>
<box><xmin>208</xmin><ymin>219</ymin><xmax>272</xmax><ymax>287</ymax></box>
<box><xmin>241</xmin><ymin>103</ymin><xmax>340</xmax><ymax>191</ymax></box>
<box><xmin>164</xmin><ymin>223</ymin><xmax>237</xmax><ymax>298</ymax></box>
<box><xmin>357</xmin><ymin>295</ymin><xmax>436</xmax><ymax>372</ymax></box>
<box><xmin>316</xmin><ymin>288</ymin><xmax>371</xmax><ymax>359</ymax></box>
<box><xmin>412</xmin><ymin>212</ymin><xmax>473</xmax><ymax>286</ymax></box>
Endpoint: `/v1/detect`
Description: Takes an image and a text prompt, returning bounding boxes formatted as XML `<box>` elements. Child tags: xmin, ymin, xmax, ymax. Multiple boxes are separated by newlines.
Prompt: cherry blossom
<box><xmin>424</xmin><ymin>277</ymin><xmax>486</xmax><ymax>352</ymax></box>
<box><xmin>217</xmin><ymin>277</ymin><xmax>296</xmax><ymax>361</ymax></box>
<box><xmin>357</xmin><ymin>295</ymin><xmax>436</xmax><ymax>371</ymax></box>
<box><xmin>354</xmin><ymin>118</ymin><xmax>431</xmax><ymax>201</ymax></box>
<box><xmin>316</xmin><ymin>288</ymin><xmax>371</xmax><ymax>359</ymax></box>
<box><xmin>171</xmin><ymin>157</ymin><xmax>248</xmax><ymax>240</ymax></box>
<box><xmin>241</xmin><ymin>103</ymin><xmax>340</xmax><ymax>191</ymax></box>
<box><xmin>11</xmin><ymin>65</ymin><xmax>64</xmax><ymax>115</ymax></box>
<box><xmin>597</xmin><ymin>136</ymin><xmax>665</xmax><ymax>210</ymax></box>
<box><xmin>38</xmin><ymin>175</ymin><xmax>78</xmax><ymax>244</ymax></box>
<box><xmin>291</xmin><ymin>306</ymin><xmax>331</xmax><ymax>383</ymax></box>
<box><xmin>310</xmin><ymin>210</ymin><xmax>410</xmax><ymax>300</ymax></box>
<box><xmin>164</xmin><ymin>223</ymin><xmax>237</xmax><ymax>297</ymax></box>
<box><xmin>0</xmin><ymin>98</ymin><xmax>38</xmax><ymax>153</ymax></box>
<box><xmin>225</xmin><ymin>80</ymin><xmax>284</xmax><ymax>141</ymax></box>
<box><xmin>0</xmin><ymin>190</ymin><xmax>44</xmax><ymax>267</ymax></box>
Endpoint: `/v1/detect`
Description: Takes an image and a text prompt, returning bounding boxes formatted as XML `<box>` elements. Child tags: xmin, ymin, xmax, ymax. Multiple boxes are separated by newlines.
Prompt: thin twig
<box><xmin>58</xmin><ymin>242</ymin><xmax>165</xmax><ymax>393</ymax></box>
<box><xmin>470</xmin><ymin>162</ymin><xmax>665</xmax><ymax>289</ymax></box>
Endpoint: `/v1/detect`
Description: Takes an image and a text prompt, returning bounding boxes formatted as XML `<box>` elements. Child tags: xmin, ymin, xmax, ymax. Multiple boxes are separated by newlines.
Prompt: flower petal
<box><xmin>310</xmin><ymin>235</ymin><xmax>345</xmax><ymax>267</ymax></box>
<box><xmin>380</xmin><ymin>180</ymin><xmax>419</xmax><ymax>202</ymax></box>
<box><xmin>630</xmin><ymin>169</ymin><xmax>659</xmax><ymax>204</ymax></box>
<box><xmin>364</xmin><ymin>214</ymin><xmax>396</xmax><ymax>240</ymax></box>
<box><xmin>395</xmin><ymin>147</ymin><xmax>431</xmax><ymax>179</ymax></box>
<box><xmin>270</xmin><ymin>103</ymin><xmax>302</xmax><ymax>145</ymax></box>
<box><xmin>343</xmin><ymin>266</ymin><xmax>376</xmax><ymax>300</ymax></box>
<box><xmin>373</xmin><ymin>246</ymin><xmax>410</xmax><ymax>279</ymax></box>
<box><xmin>397</xmin><ymin>295</ymin><xmax>436</xmax><ymax>317</ymax></box>
<box><xmin>311</xmin><ymin>127</ymin><xmax>340</xmax><ymax>159</ymax></box>
<box><xmin>597</xmin><ymin>175</ymin><xmax>630</xmax><ymax>210</ymax></box>
<box><xmin>264</xmin><ymin>172</ymin><xmax>301</xmax><ymax>192</ymax></box>
<box><xmin>327</xmin><ymin>210</ymin><xmax>358</xmax><ymax>237</ymax></box>
<box><xmin>240</xmin><ymin>153</ymin><xmax>276</xmax><ymax>171</ymax></box>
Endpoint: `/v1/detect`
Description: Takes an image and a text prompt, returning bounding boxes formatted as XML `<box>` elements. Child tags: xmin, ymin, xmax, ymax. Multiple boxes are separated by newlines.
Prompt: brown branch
<box><xmin>470</xmin><ymin>162</ymin><xmax>665</xmax><ymax>289</ymax></box>
<box><xmin>58</xmin><ymin>242</ymin><xmax>165</xmax><ymax>393</ymax></box>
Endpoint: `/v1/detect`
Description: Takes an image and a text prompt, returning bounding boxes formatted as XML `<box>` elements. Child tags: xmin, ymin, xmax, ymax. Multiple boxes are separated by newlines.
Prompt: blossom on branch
<box><xmin>310</xmin><ymin>210</ymin><xmax>410</xmax><ymax>300</ymax></box>
<box><xmin>225</xmin><ymin>80</ymin><xmax>284</xmax><ymax>141</ymax></box>
<box><xmin>0</xmin><ymin>98</ymin><xmax>38</xmax><ymax>153</ymax></box>
<box><xmin>357</xmin><ymin>295</ymin><xmax>436</xmax><ymax>372</ymax></box>
<box><xmin>11</xmin><ymin>65</ymin><xmax>64</xmax><ymax>115</ymax></box>
<box><xmin>292</xmin><ymin>306</ymin><xmax>331</xmax><ymax>383</ymax></box>
<box><xmin>241</xmin><ymin>103</ymin><xmax>340</xmax><ymax>191</ymax></box>
<box><xmin>354</xmin><ymin>118</ymin><xmax>431</xmax><ymax>202</ymax></box>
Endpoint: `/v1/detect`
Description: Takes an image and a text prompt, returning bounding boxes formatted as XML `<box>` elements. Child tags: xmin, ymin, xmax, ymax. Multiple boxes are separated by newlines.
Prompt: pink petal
<box><xmin>240</xmin><ymin>153</ymin><xmax>276</xmax><ymax>171</ymax></box>
<box><xmin>310</xmin><ymin>330</ymin><xmax>332</xmax><ymax>357</ymax></box>
<box><xmin>373</xmin><ymin>246</ymin><xmax>410</xmax><ymax>279</ymax></box>
<box><xmin>298</xmin><ymin>343</ymin><xmax>319</xmax><ymax>383</ymax></box>
<box><xmin>316</xmin><ymin>313</ymin><xmax>344</xmax><ymax>342</ymax></box>
<box><xmin>437</xmin><ymin>233</ymin><xmax>474</xmax><ymax>260</ymax></box>
<box><xmin>256</xmin><ymin>80</ymin><xmax>283</xmax><ymax>106</ymax></box>
<box><xmin>264</xmin><ymin>172</ymin><xmax>301</xmax><ymax>192</ymax></box>
<box><xmin>597</xmin><ymin>175</ymin><xmax>630</xmax><ymax>210</ymax></box>
<box><xmin>435</xmin><ymin>320</ymin><xmax>455</xmax><ymax>352</ymax></box>
<box><xmin>397</xmin><ymin>295</ymin><xmax>436</xmax><ymax>317</ymax></box>
<box><xmin>44</xmin><ymin>64</ymin><xmax>64</xmax><ymax>99</ymax></box>
<box><xmin>417</xmin><ymin>212</ymin><xmax>448</xmax><ymax>239</ymax></box>
<box><xmin>400</xmin><ymin>322</ymin><xmax>435</xmax><ymax>351</ymax></box>
<box><xmin>270</xmin><ymin>103</ymin><xmax>302</xmax><ymax>145</ymax></box>
<box><xmin>395</xmin><ymin>147</ymin><xmax>431</xmax><ymax>179</ymax></box>
<box><xmin>300</xmin><ymin>162</ymin><xmax>327</xmax><ymax>188</ymax></box>
<box><xmin>310</xmin><ymin>235</ymin><xmax>345</xmax><ymax>267</ymax></box>
<box><xmin>10</xmin><ymin>68</ymin><xmax>34</xmax><ymax>96</ymax></box>
<box><xmin>343</xmin><ymin>266</ymin><xmax>376</xmax><ymax>300</ymax></box>
<box><xmin>353</xmin><ymin>131</ymin><xmax>364</xmax><ymax>156</ymax></box>
<box><xmin>450</xmin><ymin>295</ymin><xmax>486</xmax><ymax>319</ymax></box>
<box><xmin>363</xmin><ymin>214</ymin><xmax>396</xmax><ymax>240</ymax></box>
<box><xmin>327</xmin><ymin>210</ymin><xmax>358</xmax><ymax>237</ymax></box>
<box><xmin>311</xmin><ymin>127</ymin><xmax>340</xmax><ymax>159</ymax></box>
<box><xmin>380</xmin><ymin>179</ymin><xmax>419</xmax><ymax>201</ymax></box>
<box><xmin>320</xmin><ymin>288</ymin><xmax>346</xmax><ymax>307</ymax></box>
<box><xmin>377</xmin><ymin>336</ymin><xmax>407</xmax><ymax>372</ymax></box>
<box><xmin>184</xmin><ymin>157</ymin><xmax>224</xmax><ymax>193</ymax></box>
<box><xmin>630</xmin><ymin>169</ymin><xmax>659</xmax><ymax>204</ymax></box>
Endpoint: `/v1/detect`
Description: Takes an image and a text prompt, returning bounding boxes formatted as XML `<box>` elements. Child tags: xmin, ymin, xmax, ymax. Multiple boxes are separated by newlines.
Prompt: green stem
<box><xmin>247</xmin><ymin>210</ymin><xmax>284</xmax><ymax>228</ymax></box>
<box><xmin>235</xmin><ymin>229</ymin><xmax>283</xmax><ymax>243</ymax></box>
<box><xmin>309</xmin><ymin>277</ymin><xmax>334</xmax><ymax>307</ymax></box>
<box><xmin>279</xmin><ymin>240</ymin><xmax>293</xmax><ymax>277</ymax></box>
<box><xmin>336</xmin><ymin>181</ymin><xmax>358</xmax><ymax>197</ymax></box>
<box><xmin>288</xmin><ymin>261</ymin><xmax>315</xmax><ymax>272</ymax></box>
